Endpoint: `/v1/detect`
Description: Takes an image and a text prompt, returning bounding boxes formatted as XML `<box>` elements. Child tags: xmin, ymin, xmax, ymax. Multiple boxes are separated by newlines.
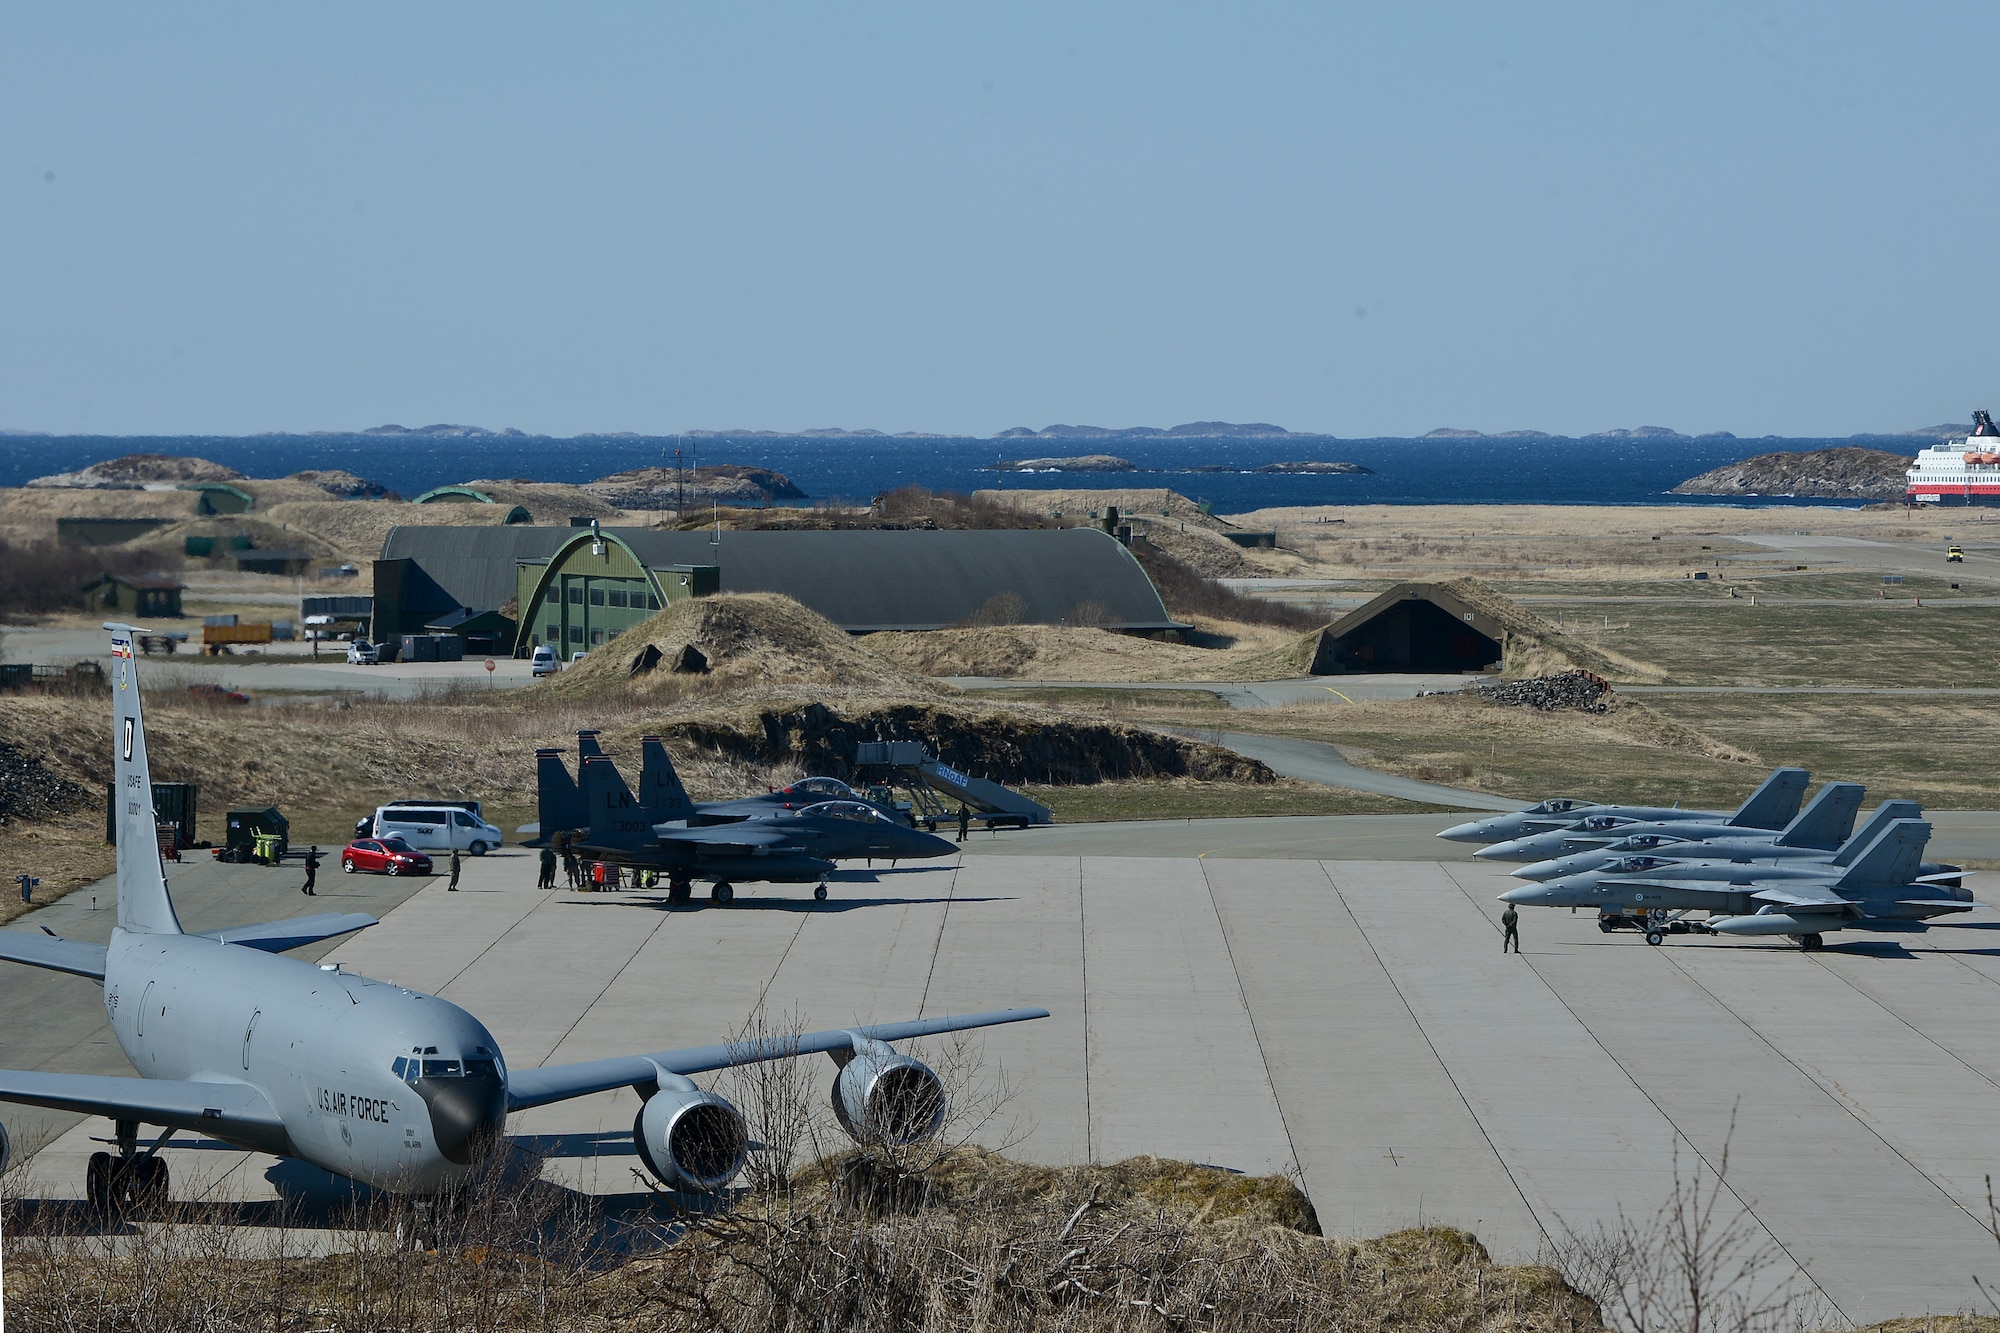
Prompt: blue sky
<box><xmin>3</xmin><ymin>4</ymin><xmax>1995</xmax><ymax>438</ymax></box>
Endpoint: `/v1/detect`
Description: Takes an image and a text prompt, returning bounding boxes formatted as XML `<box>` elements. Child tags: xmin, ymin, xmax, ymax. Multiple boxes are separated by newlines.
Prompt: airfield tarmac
<box><xmin>13</xmin><ymin>840</ymin><xmax>2000</xmax><ymax>1320</ymax></box>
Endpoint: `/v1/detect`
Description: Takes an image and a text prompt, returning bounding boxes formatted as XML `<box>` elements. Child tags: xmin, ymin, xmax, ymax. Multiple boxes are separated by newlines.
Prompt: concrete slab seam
<box><xmin>1439</xmin><ymin>864</ymin><xmax>1838</xmax><ymax>1317</ymax></box>
<box><xmin>1077</xmin><ymin>858</ymin><xmax>1093</xmax><ymax>1163</ymax></box>
<box><xmin>1809</xmin><ymin>952</ymin><xmax>2000</xmax><ymax>1097</ymax></box>
<box><xmin>1197</xmin><ymin>860</ymin><xmax>1305</xmax><ymax>1187</ymax></box>
<box><xmin>428</xmin><ymin>884</ymin><xmax>560</xmax><ymax>997</ymax></box>
<box><xmin>529</xmin><ymin>903</ymin><xmax>677</xmax><ymax>1072</ymax></box>
<box><xmin>1653</xmin><ymin>937</ymin><xmax>1990</xmax><ymax>1247</ymax></box>
<box><xmin>754</xmin><ymin>904</ymin><xmax>814</xmax><ymax>1013</ymax></box>
<box><xmin>915</xmin><ymin>860</ymin><xmax>962</xmax><ymax>1018</ymax></box>
<box><xmin>1316</xmin><ymin>860</ymin><xmax>1547</xmax><ymax>1246</ymax></box>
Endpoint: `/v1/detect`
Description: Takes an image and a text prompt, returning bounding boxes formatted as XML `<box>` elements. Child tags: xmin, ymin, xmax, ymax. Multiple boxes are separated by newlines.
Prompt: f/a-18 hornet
<box><xmin>0</xmin><ymin>625</ymin><xmax>1043</xmax><ymax>1211</ymax></box>
<box><xmin>1438</xmin><ymin>767</ymin><xmax>1809</xmax><ymax>849</ymax></box>
<box><xmin>542</xmin><ymin>734</ymin><xmax>956</xmax><ymax>904</ymax></box>
<box><xmin>1469</xmin><ymin>768</ymin><xmax>1812</xmax><ymax>863</ymax></box>
<box><xmin>1500</xmin><ymin>814</ymin><xmax>1974</xmax><ymax>950</ymax></box>
<box><xmin>1509</xmin><ymin>780</ymin><xmax>1867</xmax><ymax>882</ymax></box>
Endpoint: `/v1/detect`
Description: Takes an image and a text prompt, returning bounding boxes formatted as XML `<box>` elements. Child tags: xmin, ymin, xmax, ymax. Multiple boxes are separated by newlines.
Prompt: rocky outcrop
<box><xmin>27</xmin><ymin>454</ymin><xmax>243</xmax><ymax>489</ymax></box>
<box><xmin>983</xmin><ymin>455</ymin><xmax>1137</xmax><ymax>473</ymax></box>
<box><xmin>1672</xmin><ymin>447</ymin><xmax>1914</xmax><ymax>499</ymax></box>
<box><xmin>1251</xmin><ymin>460</ymin><xmax>1372</xmax><ymax>474</ymax></box>
<box><xmin>286</xmin><ymin>469</ymin><xmax>390</xmax><ymax>499</ymax></box>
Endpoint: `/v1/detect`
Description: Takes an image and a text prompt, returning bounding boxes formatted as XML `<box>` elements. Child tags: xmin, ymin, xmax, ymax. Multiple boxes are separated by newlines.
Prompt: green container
<box><xmin>229</xmin><ymin>534</ymin><xmax>254</xmax><ymax>551</ymax></box>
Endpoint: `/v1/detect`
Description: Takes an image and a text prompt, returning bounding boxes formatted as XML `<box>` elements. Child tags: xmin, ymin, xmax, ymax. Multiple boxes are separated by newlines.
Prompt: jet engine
<box><xmin>632</xmin><ymin>1076</ymin><xmax>747</xmax><ymax>1193</ymax></box>
<box><xmin>831</xmin><ymin>1037</ymin><xmax>946</xmax><ymax>1145</ymax></box>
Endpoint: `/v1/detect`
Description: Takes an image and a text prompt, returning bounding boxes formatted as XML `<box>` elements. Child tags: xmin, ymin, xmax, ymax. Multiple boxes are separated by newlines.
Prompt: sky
<box><xmin>3</xmin><ymin>4</ymin><xmax>1997</xmax><ymax>439</ymax></box>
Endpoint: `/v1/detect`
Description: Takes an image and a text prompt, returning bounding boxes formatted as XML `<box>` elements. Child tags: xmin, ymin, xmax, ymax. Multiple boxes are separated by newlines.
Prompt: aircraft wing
<box><xmin>1751</xmin><ymin>886</ymin><xmax>1849</xmax><ymax>909</ymax></box>
<box><xmin>0</xmin><ymin>1070</ymin><xmax>286</xmax><ymax>1139</ymax></box>
<box><xmin>506</xmin><ymin>1006</ymin><xmax>1049</xmax><ymax>1111</ymax></box>
<box><xmin>651</xmin><ymin>824</ymin><xmax>801</xmax><ymax>848</ymax></box>
<box><xmin>0</xmin><ymin>930</ymin><xmax>108</xmax><ymax>980</ymax></box>
<box><xmin>194</xmin><ymin>912</ymin><xmax>378</xmax><ymax>953</ymax></box>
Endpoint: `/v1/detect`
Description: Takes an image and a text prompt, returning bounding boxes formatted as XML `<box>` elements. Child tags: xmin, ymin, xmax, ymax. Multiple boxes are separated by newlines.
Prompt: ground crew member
<box><xmin>539</xmin><ymin>845</ymin><xmax>557</xmax><ymax>890</ymax></box>
<box><xmin>956</xmin><ymin>804</ymin><xmax>971</xmax><ymax>843</ymax></box>
<box><xmin>448</xmin><ymin>848</ymin><xmax>462</xmax><ymax>892</ymax></box>
<box><xmin>563</xmin><ymin>846</ymin><xmax>581</xmax><ymax>889</ymax></box>
<box><xmin>300</xmin><ymin>846</ymin><xmax>320</xmax><ymax>896</ymax></box>
<box><xmin>1502</xmin><ymin>903</ymin><xmax>1520</xmax><ymax>953</ymax></box>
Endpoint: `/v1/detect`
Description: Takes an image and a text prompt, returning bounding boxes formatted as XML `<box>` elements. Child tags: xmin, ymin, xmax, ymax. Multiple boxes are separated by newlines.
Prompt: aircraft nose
<box><xmin>1499</xmin><ymin>884</ymin><xmax>1551</xmax><ymax>905</ymax></box>
<box><xmin>907</xmin><ymin>828</ymin><xmax>960</xmax><ymax>858</ymax></box>
<box><xmin>1473</xmin><ymin>840</ymin><xmax>1522</xmax><ymax>861</ymax></box>
<box><xmin>1438</xmin><ymin>820</ymin><xmax>1495</xmax><ymax>843</ymax></box>
<box><xmin>1512</xmin><ymin>859</ymin><xmax>1566</xmax><ymax>881</ymax></box>
<box><xmin>415</xmin><ymin>1069</ymin><xmax>509</xmax><ymax>1166</ymax></box>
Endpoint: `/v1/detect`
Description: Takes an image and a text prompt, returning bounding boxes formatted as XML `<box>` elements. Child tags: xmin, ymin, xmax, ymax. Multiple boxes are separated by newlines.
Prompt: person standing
<box><xmin>956</xmin><ymin>804</ymin><xmax>970</xmax><ymax>844</ymax></box>
<box><xmin>448</xmin><ymin>848</ymin><xmax>462</xmax><ymax>892</ymax></box>
<box><xmin>300</xmin><ymin>846</ymin><xmax>321</xmax><ymax>896</ymax></box>
<box><xmin>1501</xmin><ymin>903</ymin><xmax>1520</xmax><ymax>953</ymax></box>
<box><xmin>539</xmin><ymin>845</ymin><xmax>557</xmax><ymax>890</ymax></box>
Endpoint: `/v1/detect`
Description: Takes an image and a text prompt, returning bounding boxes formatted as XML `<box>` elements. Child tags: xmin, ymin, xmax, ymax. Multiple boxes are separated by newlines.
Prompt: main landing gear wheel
<box><xmin>814</xmin><ymin>883</ymin><xmax>829</xmax><ymax>901</ymax></box>
<box><xmin>85</xmin><ymin>1152</ymin><xmax>168</xmax><ymax>1214</ymax></box>
<box><xmin>1645</xmin><ymin>930</ymin><xmax>1665</xmax><ymax>947</ymax></box>
<box><xmin>1800</xmin><ymin>933</ymin><xmax>1824</xmax><ymax>952</ymax></box>
<box><xmin>1598</xmin><ymin>918</ymin><xmax>1617</xmax><ymax>934</ymax></box>
<box><xmin>711</xmin><ymin>881</ymin><xmax>734</xmax><ymax>905</ymax></box>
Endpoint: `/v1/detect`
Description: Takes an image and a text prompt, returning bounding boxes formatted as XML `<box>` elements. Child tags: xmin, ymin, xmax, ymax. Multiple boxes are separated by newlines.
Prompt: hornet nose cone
<box><xmin>414</xmin><ymin>1065</ymin><xmax>509</xmax><ymax>1166</ymax></box>
<box><xmin>1499</xmin><ymin>884</ymin><xmax>1555</xmax><ymax>906</ymax></box>
<box><xmin>1438</xmin><ymin>819</ymin><xmax>1496</xmax><ymax>843</ymax></box>
<box><xmin>1513</xmin><ymin>858</ymin><xmax>1569</xmax><ymax>881</ymax></box>
<box><xmin>1475</xmin><ymin>836</ymin><xmax>1536</xmax><ymax>861</ymax></box>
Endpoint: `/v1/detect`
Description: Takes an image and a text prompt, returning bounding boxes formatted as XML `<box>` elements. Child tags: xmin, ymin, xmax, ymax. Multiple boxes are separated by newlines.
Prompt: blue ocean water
<box><xmin>0</xmin><ymin>433</ymin><xmax>1908</xmax><ymax>511</ymax></box>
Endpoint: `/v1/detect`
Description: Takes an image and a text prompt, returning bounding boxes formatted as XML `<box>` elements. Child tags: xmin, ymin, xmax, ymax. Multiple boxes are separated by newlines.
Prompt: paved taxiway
<box><xmin>13</xmin><ymin>835</ymin><xmax>2000</xmax><ymax>1320</ymax></box>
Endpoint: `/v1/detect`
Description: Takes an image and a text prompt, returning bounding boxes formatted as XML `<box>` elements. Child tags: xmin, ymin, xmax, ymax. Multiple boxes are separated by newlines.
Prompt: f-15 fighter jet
<box><xmin>1439</xmin><ymin>767</ymin><xmax>1809</xmax><ymax>847</ymax></box>
<box><xmin>1499</xmin><ymin>817</ymin><xmax>1974</xmax><ymax>950</ymax></box>
<box><xmin>1472</xmin><ymin>768</ymin><xmax>1813</xmax><ymax>863</ymax></box>
<box><xmin>0</xmin><ymin>626</ymin><xmax>1045</xmax><ymax>1212</ymax></box>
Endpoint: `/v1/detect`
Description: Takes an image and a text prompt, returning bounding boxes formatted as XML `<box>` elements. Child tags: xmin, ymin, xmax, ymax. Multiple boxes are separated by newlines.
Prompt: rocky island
<box><xmin>1184</xmin><ymin>460</ymin><xmax>1372</xmax><ymax>474</ymax></box>
<box><xmin>983</xmin><ymin>455</ymin><xmax>1138</xmax><ymax>473</ymax></box>
<box><xmin>587</xmin><ymin>464</ymin><xmax>807</xmax><ymax>507</ymax></box>
<box><xmin>1672</xmin><ymin>447</ymin><xmax>1914</xmax><ymax>500</ymax></box>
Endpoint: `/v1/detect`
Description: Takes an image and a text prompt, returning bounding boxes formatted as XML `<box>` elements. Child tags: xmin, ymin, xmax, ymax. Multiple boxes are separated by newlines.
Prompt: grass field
<box><xmin>1016</xmin><ymin>777</ymin><xmax>1445</xmax><ymax>822</ymax></box>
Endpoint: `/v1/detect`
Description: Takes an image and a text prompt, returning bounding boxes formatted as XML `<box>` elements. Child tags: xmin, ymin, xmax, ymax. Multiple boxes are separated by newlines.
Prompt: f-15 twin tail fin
<box><xmin>639</xmin><ymin>736</ymin><xmax>696</xmax><ymax>820</ymax></box>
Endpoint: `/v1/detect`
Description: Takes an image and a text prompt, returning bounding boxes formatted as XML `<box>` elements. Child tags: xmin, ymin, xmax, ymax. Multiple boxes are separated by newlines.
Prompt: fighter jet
<box><xmin>1499</xmin><ymin>817</ymin><xmax>1974</xmax><ymax>950</ymax></box>
<box><xmin>565</xmin><ymin>750</ymin><xmax>958</xmax><ymax>905</ymax></box>
<box><xmin>0</xmin><ymin>625</ymin><xmax>1044</xmax><ymax>1212</ymax></box>
<box><xmin>1510</xmin><ymin>782</ymin><xmax>1869</xmax><ymax>881</ymax></box>
<box><xmin>1472</xmin><ymin>768</ymin><xmax>1812</xmax><ymax>863</ymax></box>
<box><xmin>1438</xmin><ymin>767</ymin><xmax>1809</xmax><ymax>846</ymax></box>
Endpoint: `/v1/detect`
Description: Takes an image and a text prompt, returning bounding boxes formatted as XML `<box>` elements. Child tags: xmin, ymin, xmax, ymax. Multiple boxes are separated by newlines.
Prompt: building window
<box><xmin>568</xmin><ymin>626</ymin><xmax>583</xmax><ymax>643</ymax></box>
<box><xmin>608</xmin><ymin>590</ymin><xmax>627</xmax><ymax>608</ymax></box>
<box><xmin>648</xmin><ymin>595</ymin><xmax>661</xmax><ymax>609</ymax></box>
<box><xmin>591</xmin><ymin>628</ymin><xmax>605</xmax><ymax>645</ymax></box>
<box><xmin>590</xmin><ymin>589</ymin><xmax>605</xmax><ymax>606</ymax></box>
<box><xmin>568</xmin><ymin>587</ymin><xmax>582</xmax><ymax>604</ymax></box>
<box><xmin>547</xmin><ymin>624</ymin><xmax>559</xmax><ymax>642</ymax></box>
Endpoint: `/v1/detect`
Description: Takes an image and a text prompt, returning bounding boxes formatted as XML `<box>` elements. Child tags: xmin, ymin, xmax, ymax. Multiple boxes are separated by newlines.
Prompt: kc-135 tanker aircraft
<box><xmin>0</xmin><ymin>625</ymin><xmax>1045</xmax><ymax>1211</ymax></box>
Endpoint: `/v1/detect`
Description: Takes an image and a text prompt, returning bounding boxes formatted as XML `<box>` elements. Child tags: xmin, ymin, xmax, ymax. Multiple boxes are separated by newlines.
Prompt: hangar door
<box><xmin>1329</xmin><ymin>598</ymin><xmax>1500</xmax><ymax>672</ymax></box>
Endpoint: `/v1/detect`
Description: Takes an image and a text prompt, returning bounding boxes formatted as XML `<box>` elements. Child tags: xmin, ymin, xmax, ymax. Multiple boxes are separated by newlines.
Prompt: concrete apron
<box><xmin>18</xmin><ymin>851</ymin><xmax>2000</xmax><ymax>1320</ymax></box>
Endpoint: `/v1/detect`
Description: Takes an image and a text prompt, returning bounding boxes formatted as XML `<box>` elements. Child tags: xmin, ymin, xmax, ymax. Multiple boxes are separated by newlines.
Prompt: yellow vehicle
<box><xmin>1947</xmin><ymin>544</ymin><xmax>1965</xmax><ymax>562</ymax></box>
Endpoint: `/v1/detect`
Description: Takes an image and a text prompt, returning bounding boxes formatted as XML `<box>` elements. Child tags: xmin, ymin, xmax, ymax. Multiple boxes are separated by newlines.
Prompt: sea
<box><xmin>0</xmin><ymin>433</ymin><xmax>1917</xmax><ymax>511</ymax></box>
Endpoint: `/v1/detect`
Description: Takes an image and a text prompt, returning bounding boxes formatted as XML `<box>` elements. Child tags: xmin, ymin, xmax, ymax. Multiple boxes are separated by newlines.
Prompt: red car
<box><xmin>341</xmin><ymin>836</ymin><xmax>434</xmax><ymax>877</ymax></box>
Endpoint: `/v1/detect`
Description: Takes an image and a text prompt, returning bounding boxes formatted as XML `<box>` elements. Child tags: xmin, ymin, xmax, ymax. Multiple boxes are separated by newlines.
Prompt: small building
<box><xmin>232</xmin><ymin>549</ymin><xmax>315</xmax><ymax>576</ymax></box>
<box><xmin>1308</xmin><ymin>581</ymin><xmax>1505</xmax><ymax>674</ymax></box>
<box><xmin>82</xmin><ymin>573</ymin><xmax>185</xmax><ymax>619</ymax></box>
<box><xmin>424</xmin><ymin>606</ymin><xmax>519</xmax><ymax>656</ymax></box>
<box><xmin>180</xmin><ymin>482</ymin><xmax>255</xmax><ymax>515</ymax></box>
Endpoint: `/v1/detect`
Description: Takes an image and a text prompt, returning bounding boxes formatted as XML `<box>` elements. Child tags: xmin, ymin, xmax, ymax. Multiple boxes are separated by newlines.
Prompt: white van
<box><xmin>372</xmin><ymin>805</ymin><xmax>504</xmax><ymax>855</ymax></box>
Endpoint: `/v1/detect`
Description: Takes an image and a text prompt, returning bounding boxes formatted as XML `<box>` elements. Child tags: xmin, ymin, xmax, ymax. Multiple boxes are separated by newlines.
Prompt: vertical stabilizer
<box><xmin>1727</xmin><ymin>768</ymin><xmax>1809</xmax><ymax>830</ymax></box>
<box><xmin>638</xmin><ymin>736</ymin><xmax>694</xmax><ymax>820</ymax></box>
<box><xmin>581</xmin><ymin>756</ymin><xmax>647</xmax><ymax>847</ymax></box>
<box><xmin>1835</xmin><ymin>819</ymin><xmax>1929</xmax><ymax>891</ymax></box>
<box><xmin>577</xmin><ymin>730</ymin><xmax>603</xmax><ymax>761</ymax></box>
<box><xmin>1831</xmin><ymin>801</ymin><xmax>1923</xmax><ymax>867</ymax></box>
<box><xmin>534</xmin><ymin>748</ymin><xmax>586</xmax><ymax>844</ymax></box>
<box><xmin>105</xmin><ymin>624</ymin><xmax>184</xmax><ymax>935</ymax></box>
<box><xmin>1774</xmin><ymin>782</ymin><xmax>1864</xmax><ymax>851</ymax></box>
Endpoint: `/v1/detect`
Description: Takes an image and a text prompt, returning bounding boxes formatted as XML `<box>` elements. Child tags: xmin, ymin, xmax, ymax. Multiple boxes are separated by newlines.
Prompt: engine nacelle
<box><xmin>632</xmin><ymin>1077</ymin><xmax>747</xmax><ymax>1193</ymax></box>
<box><xmin>831</xmin><ymin>1037</ymin><xmax>946</xmax><ymax>1146</ymax></box>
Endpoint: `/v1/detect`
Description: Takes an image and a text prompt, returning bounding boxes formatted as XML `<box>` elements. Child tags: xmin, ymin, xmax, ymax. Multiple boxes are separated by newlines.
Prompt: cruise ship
<box><xmin>1908</xmin><ymin>410</ymin><xmax>2000</xmax><ymax>505</ymax></box>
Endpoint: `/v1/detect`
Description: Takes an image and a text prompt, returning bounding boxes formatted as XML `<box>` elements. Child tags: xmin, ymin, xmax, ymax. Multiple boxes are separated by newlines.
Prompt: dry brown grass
<box><xmin>262</xmin><ymin>499</ymin><xmax>526</xmax><ymax>563</ymax></box>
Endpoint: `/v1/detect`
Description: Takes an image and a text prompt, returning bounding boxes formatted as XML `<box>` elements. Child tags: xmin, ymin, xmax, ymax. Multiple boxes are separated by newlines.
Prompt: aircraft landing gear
<box><xmin>1645</xmin><ymin>930</ymin><xmax>1665</xmax><ymax>947</ymax></box>
<box><xmin>1598</xmin><ymin>918</ymin><xmax>1618</xmax><ymax>934</ymax></box>
<box><xmin>814</xmin><ymin>883</ymin><xmax>829</xmax><ymax>901</ymax></box>
<box><xmin>711</xmin><ymin>881</ymin><xmax>734</xmax><ymax>905</ymax></box>
<box><xmin>86</xmin><ymin>1122</ymin><xmax>172</xmax><ymax>1214</ymax></box>
<box><xmin>1799</xmin><ymin>933</ymin><xmax>1825</xmax><ymax>952</ymax></box>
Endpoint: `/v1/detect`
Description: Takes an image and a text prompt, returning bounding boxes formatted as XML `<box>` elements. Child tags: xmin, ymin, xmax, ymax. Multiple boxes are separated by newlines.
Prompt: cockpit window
<box><xmin>465</xmin><ymin>1058</ymin><xmax>499</xmax><ymax>1080</ymax></box>
<box><xmin>789</xmin><ymin>777</ymin><xmax>855</xmax><ymax>799</ymax></box>
<box><xmin>801</xmin><ymin>800</ymin><xmax>882</xmax><ymax>823</ymax></box>
<box><xmin>422</xmin><ymin>1058</ymin><xmax>462</xmax><ymax>1078</ymax></box>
